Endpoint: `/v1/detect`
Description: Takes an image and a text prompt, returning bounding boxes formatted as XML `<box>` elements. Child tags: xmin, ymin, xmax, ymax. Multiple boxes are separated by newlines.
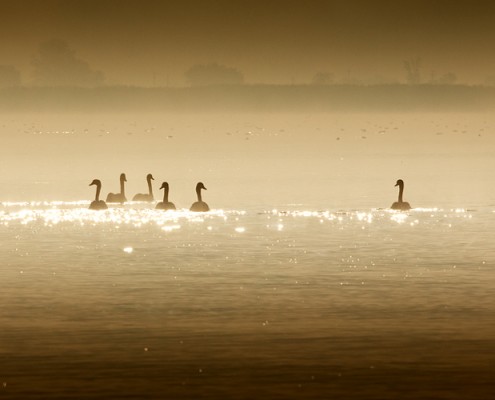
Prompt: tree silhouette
<box><xmin>32</xmin><ymin>39</ymin><xmax>104</xmax><ymax>87</ymax></box>
<box><xmin>403</xmin><ymin>57</ymin><xmax>422</xmax><ymax>85</ymax></box>
<box><xmin>0</xmin><ymin>65</ymin><xmax>21</xmax><ymax>87</ymax></box>
<box><xmin>312</xmin><ymin>72</ymin><xmax>334</xmax><ymax>85</ymax></box>
<box><xmin>185</xmin><ymin>63</ymin><xmax>244</xmax><ymax>86</ymax></box>
<box><xmin>428</xmin><ymin>71</ymin><xmax>457</xmax><ymax>85</ymax></box>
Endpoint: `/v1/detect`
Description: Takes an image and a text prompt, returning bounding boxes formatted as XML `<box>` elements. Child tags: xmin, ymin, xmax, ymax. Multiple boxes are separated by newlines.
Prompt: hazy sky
<box><xmin>1</xmin><ymin>0</ymin><xmax>495</xmax><ymax>85</ymax></box>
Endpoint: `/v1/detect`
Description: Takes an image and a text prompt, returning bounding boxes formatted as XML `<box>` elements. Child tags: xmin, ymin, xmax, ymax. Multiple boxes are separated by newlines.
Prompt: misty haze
<box><xmin>1</xmin><ymin>1</ymin><xmax>494</xmax><ymax>400</ymax></box>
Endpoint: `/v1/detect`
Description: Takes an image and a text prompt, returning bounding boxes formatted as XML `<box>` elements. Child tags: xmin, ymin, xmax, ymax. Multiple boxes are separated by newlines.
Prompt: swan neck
<box><xmin>120</xmin><ymin>179</ymin><xmax>126</xmax><ymax>195</ymax></box>
<box><xmin>95</xmin><ymin>183</ymin><xmax>101</xmax><ymax>201</ymax></box>
<box><xmin>398</xmin><ymin>184</ymin><xmax>404</xmax><ymax>203</ymax></box>
<box><xmin>163</xmin><ymin>186</ymin><xmax>169</xmax><ymax>202</ymax></box>
<box><xmin>196</xmin><ymin>187</ymin><xmax>202</xmax><ymax>202</ymax></box>
<box><xmin>147</xmin><ymin>178</ymin><xmax>153</xmax><ymax>195</ymax></box>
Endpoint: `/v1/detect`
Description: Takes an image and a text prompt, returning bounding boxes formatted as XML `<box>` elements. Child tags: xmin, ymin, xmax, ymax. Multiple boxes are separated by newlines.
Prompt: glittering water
<box><xmin>1</xmin><ymin>110</ymin><xmax>494</xmax><ymax>398</ymax></box>
<box><xmin>1</xmin><ymin>201</ymin><xmax>494</xmax><ymax>399</ymax></box>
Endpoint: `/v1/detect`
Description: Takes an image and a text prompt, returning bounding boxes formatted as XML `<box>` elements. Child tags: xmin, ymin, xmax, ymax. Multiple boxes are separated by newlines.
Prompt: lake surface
<box><xmin>0</xmin><ymin>112</ymin><xmax>494</xmax><ymax>398</ymax></box>
<box><xmin>1</xmin><ymin>203</ymin><xmax>494</xmax><ymax>399</ymax></box>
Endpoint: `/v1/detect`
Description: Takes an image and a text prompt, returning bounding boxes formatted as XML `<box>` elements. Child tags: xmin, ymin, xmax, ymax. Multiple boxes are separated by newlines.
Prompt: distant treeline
<box><xmin>1</xmin><ymin>84</ymin><xmax>495</xmax><ymax>112</ymax></box>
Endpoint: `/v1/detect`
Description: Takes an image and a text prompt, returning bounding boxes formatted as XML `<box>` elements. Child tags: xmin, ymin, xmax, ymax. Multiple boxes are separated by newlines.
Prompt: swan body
<box><xmin>155</xmin><ymin>182</ymin><xmax>176</xmax><ymax>210</ymax></box>
<box><xmin>391</xmin><ymin>179</ymin><xmax>412</xmax><ymax>210</ymax></box>
<box><xmin>89</xmin><ymin>179</ymin><xmax>108</xmax><ymax>210</ymax></box>
<box><xmin>133</xmin><ymin>173</ymin><xmax>155</xmax><ymax>201</ymax></box>
<box><xmin>106</xmin><ymin>173</ymin><xmax>127</xmax><ymax>203</ymax></box>
<box><xmin>391</xmin><ymin>201</ymin><xmax>411</xmax><ymax>211</ymax></box>
<box><xmin>190</xmin><ymin>182</ymin><xmax>210</xmax><ymax>212</ymax></box>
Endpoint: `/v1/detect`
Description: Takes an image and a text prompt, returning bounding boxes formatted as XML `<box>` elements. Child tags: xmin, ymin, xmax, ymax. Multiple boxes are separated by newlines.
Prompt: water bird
<box><xmin>190</xmin><ymin>182</ymin><xmax>210</xmax><ymax>212</ymax></box>
<box><xmin>89</xmin><ymin>179</ymin><xmax>108</xmax><ymax>210</ymax></box>
<box><xmin>133</xmin><ymin>173</ymin><xmax>155</xmax><ymax>201</ymax></box>
<box><xmin>391</xmin><ymin>179</ymin><xmax>412</xmax><ymax>210</ymax></box>
<box><xmin>106</xmin><ymin>173</ymin><xmax>127</xmax><ymax>203</ymax></box>
<box><xmin>155</xmin><ymin>182</ymin><xmax>176</xmax><ymax>210</ymax></box>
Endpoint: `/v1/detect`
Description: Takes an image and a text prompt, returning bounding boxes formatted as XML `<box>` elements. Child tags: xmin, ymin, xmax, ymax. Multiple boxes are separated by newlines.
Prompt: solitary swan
<box><xmin>106</xmin><ymin>173</ymin><xmax>127</xmax><ymax>203</ymax></box>
<box><xmin>391</xmin><ymin>179</ymin><xmax>412</xmax><ymax>210</ymax></box>
<box><xmin>155</xmin><ymin>182</ymin><xmax>176</xmax><ymax>210</ymax></box>
<box><xmin>190</xmin><ymin>182</ymin><xmax>210</xmax><ymax>212</ymax></box>
<box><xmin>133</xmin><ymin>173</ymin><xmax>155</xmax><ymax>201</ymax></box>
<box><xmin>89</xmin><ymin>179</ymin><xmax>108</xmax><ymax>210</ymax></box>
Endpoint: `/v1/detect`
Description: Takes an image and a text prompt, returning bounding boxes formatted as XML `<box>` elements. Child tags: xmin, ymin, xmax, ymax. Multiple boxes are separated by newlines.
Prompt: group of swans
<box><xmin>89</xmin><ymin>175</ymin><xmax>412</xmax><ymax>212</ymax></box>
<box><xmin>89</xmin><ymin>173</ymin><xmax>209</xmax><ymax>211</ymax></box>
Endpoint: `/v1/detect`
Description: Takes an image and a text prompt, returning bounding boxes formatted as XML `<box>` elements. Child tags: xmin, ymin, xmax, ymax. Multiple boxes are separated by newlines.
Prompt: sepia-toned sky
<box><xmin>1</xmin><ymin>0</ymin><xmax>495</xmax><ymax>86</ymax></box>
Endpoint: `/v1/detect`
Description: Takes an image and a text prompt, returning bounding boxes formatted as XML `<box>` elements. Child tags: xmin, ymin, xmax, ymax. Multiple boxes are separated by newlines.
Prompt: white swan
<box><xmin>391</xmin><ymin>179</ymin><xmax>412</xmax><ymax>210</ymax></box>
<box><xmin>106</xmin><ymin>173</ymin><xmax>127</xmax><ymax>203</ymax></box>
<box><xmin>89</xmin><ymin>179</ymin><xmax>108</xmax><ymax>210</ymax></box>
<box><xmin>190</xmin><ymin>182</ymin><xmax>209</xmax><ymax>212</ymax></box>
<box><xmin>133</xmin><ymin>173</ymin><xmax>155</xmax><ymax>201</ymax></box>
<box><xmin>155</xmin><ymin>182</ymin><xmax>176</xmax><ymax>210</ymax></box>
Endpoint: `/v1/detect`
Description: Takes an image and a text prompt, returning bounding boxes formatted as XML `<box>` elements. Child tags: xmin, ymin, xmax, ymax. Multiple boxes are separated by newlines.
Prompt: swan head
<box><xmin>395</xmin><ymin>179</ymin><xmax>404</xmax><ymax>187</ymax></box>
<box><xmin>89</xmin><ymin>179</ymin><xmax>101</xmax><ymax>186</ymax></box>
<box><xmin>120</xmin><ymin>173</ymin><xmax>127</xmax><ymax>182</ymax></box>
<box><xmin>160</xmin><ymin>182</ymin><xmax>169</xmax><ymax>190</ymax></box>
<box><xmin>196</xmin><ymin>182</ymin><xmax>207</xmax><ymax>191</ymax></box>
<box><xmin>147</xmin><ymin>174</ymin><xmax>154</xmax><ymax>181</ymax></box>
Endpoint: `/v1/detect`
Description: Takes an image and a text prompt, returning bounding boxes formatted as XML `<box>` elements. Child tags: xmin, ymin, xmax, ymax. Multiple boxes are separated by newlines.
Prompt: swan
<box><xmin>391</xmin><ymin>179</ymin><xmax>412</xmax><ymax>210</ymax></box>
<box><xmin>190</xmin><ymin>182</ymin><xmax>210</xmax><ymax>212</ymax></box>
<box><xmin>106</xmin><ymin>173</ymin><xmax>127</xmax><ymax>203</ymax></box>
<box><xmin>133</xmin><ymin>173</ymin><xmax>155</xmax><ymax>201</ymax></box>
<box><xmin>155</xmin><ymin>182</ymin><xmax>176</xmax><ymax>210</ymax></box>
<box><xmin>89</xmin><ymin>179</ymin><xmax>108</xmax><ymax>210</ymax></box>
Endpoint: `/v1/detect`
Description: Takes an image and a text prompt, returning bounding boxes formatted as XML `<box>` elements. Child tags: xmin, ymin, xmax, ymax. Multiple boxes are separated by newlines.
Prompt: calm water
<box><xmin>1</xmin><ymin>112</ymin><xmax>494</xmax><ymax>398</ymax></box>
<box><xmin>1</xmin><ymin>202</ymin><xmax>494</xmax><ymax>399</ymax></box>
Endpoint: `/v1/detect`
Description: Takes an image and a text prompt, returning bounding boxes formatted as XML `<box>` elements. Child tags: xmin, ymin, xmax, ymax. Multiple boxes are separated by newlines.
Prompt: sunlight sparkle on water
<box><xmin>356</xmin><ymin>212</ymin><xmax>373</xmax><ymax>223</ymax></box>
<box><xmin>0</xmin><ymin>202</ymin><xmax>475</xmax><ymax>233</ymax></box>
<box><xmin>0</xmin><ymin>202</ymin><xmax>237</xmax><ymax>229</ymax></box>
<box><xmin>390</xmin><ymin>212</ymin><xmax>408</xmax><ymax>224</ymax></box>
<box><xmin>162</xmin><ymin>224</ymin><xmax>181</xmax><ymax>232</ymax></box>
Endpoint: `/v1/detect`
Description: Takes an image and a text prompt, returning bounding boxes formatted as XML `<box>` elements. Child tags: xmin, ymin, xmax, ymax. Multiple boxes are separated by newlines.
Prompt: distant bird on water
<box><xmin>190</xmin><ymin>182</ymin><xmax>210</xmax><ymax>212</ymax></box>
<box><xmin>89</xmin><ymin>179</ymin><xmax>108</xmax><ymax>210</ymax></box>
<box><xmin>391</xmin><ymin>179</ymin><xmax>412</xmax><ymax>210</ymax></box>
<box><xmin>133</xmin><ymin>173</ymin><xmax>155</xmax><ymax>201</ymax></box>
<box><xmin>155</xmin><ymin>182</ymin><xmax>176</xmax><ymax>210</ymax></box>
<box><xmin>106</xmin><ymin>173</ymin><xmax>127</xmax><ymax>203</ymax></box>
